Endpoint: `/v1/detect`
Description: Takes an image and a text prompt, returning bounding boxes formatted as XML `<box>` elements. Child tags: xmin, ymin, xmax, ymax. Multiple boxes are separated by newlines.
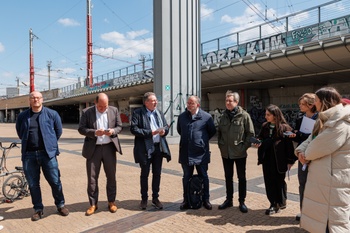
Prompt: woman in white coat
<box><xmin>295</xmin><ymin>87</ymin><xmax>350</xmax><ymax>233</ymax></box>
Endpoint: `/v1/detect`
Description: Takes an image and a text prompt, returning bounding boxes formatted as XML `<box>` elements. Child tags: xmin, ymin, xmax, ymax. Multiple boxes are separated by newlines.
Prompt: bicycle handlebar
<box><xmin>0</xmin><ymin>142</ymin><xmax>21</xmax><ymax>150</ymax></box>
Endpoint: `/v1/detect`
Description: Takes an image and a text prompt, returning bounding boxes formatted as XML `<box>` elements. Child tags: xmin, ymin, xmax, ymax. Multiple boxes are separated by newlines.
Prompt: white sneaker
<box><xmin>0</xmin><ymin>216</ymin><xmax>3</xmax><ymax>221</ymax></box>
<box><xmin>0</xmin><ymin>225</ymin><xmax>3</xmax><ymax>230</ymax></box>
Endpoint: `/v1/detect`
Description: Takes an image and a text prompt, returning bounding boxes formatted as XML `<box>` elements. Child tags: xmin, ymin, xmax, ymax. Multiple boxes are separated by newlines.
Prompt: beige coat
<box><xmin>295</xmin><ymin>104</ymin><xmax>350</xmax><ymax>233</ymax></box>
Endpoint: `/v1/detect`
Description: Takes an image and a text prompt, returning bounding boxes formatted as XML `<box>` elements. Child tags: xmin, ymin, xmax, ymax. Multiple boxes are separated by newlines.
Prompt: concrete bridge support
<box><xmin>153</xmin><ymin>0</ymin><xmax>201</xmax><ymax>137</ymax></box>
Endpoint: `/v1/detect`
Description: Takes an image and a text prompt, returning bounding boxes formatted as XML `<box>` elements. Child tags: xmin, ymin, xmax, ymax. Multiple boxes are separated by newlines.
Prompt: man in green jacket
<box><xmin>217</xmin><ymin>90</ymin><xmax>255</xmax><ymax>213</ymax></box>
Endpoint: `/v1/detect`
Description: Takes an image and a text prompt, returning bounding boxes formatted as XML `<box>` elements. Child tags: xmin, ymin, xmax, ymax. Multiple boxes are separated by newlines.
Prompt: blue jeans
<box><xmin>181</xmin><ymin>163</ymin><xmax>210</xmax><ymax>201</ymax></box>
<box><xmin>23</xmin><ymin>151</ymin><xmax>65</xmax><ymax>212</ymax></box>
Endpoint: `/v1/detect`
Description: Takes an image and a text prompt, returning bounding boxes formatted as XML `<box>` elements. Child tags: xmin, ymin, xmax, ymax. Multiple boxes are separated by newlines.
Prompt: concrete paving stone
<box><xmin>0</xmin><ymin>123</ymin><xmax>306</xmax><ymax>233</ymax></box>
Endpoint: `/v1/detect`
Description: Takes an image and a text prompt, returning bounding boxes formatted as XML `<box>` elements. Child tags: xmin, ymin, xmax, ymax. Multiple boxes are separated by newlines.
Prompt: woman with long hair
<box><xmin>295</xmin><ymin>87</ymin><xmax>350</xmax><ymax>233</ymax></box>
<box><xmin>254</xmin><ymin>104</ymin><xmax>297</xmax><ymax>215</ymax></box>
<box><xmin>292</xmin><ymin>93</ymin><xmax>318</xmax><ymax>221</ymax></box>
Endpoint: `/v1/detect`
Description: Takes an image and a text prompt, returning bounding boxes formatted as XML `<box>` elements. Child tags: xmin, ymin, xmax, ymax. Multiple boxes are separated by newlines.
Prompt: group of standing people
<box><xmin>252</xmin><ymin>86</ymin><xmax>350</xmax><ymax>233</ymax></box>
<box><xmin>12</xmin><ymin>87</ymin><xmax>349</xmax><ymax>233</ymax></box>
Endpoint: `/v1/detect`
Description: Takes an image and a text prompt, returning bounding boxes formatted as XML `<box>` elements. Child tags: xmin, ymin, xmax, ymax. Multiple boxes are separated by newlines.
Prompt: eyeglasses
<box><xmin>30</xmin><ymin>97</ymin><xmax>42</xmax><ymax>100</ymax></box>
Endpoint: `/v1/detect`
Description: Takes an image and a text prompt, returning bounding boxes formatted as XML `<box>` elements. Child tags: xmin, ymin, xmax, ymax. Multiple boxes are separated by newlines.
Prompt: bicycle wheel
<box><xmin>2</xmin><ymin>174</ymin><xmax>25</xmax><ymax>200</ymax></box>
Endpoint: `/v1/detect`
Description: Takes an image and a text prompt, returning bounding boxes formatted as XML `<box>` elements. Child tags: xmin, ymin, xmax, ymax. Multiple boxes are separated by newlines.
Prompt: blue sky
<box><xmin>0</xmin><ymin>0</ymin><xmax>347</xmax><ymax>96</ymax></box>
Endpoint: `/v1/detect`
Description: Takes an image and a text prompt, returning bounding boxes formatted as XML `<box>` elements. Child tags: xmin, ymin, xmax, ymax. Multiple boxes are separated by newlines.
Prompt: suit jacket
<box><xmin>130</xmin><ymin>106</ymin><xmax>171</xmax><ymax>165</ymax></box>
<box><xmin>78</xmin><ymin>105</ymin><xmax>123</xmax><ymax>159</ymax></box>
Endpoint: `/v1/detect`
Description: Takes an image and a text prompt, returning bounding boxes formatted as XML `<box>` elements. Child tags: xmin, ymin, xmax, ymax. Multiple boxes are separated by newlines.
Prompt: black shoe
<box><xmin>296</xmin><ymin>213</ymin><xmax>301</xmax><ymax>221</ymax></box>
<box><xmin>152</xmin><ymin>198</ymin><xmax>163</xmax><ymax>210</ymax></box>
<box><xmin>239</xmin><ymin>202</ymin><xmax>248</xmax><ymax>213</ymax></box>
<box><xmin>180</xmin><ymin>201</ymin><xmax>189</xmax><ymax>210</ymax></box>
<box><xmin>265</xmin><ymin>205</ymin><xmax>280</xmax><ymax>215</ymax></box>
<box><xmin>31</xmin><ymin>211</ymin><xmax>43</xmax><ymax>221</ymax></box>
<box><xmin>218</xmin><ymin>199</ymin><xmax>233</xmax><ymax>210</ymax></box>
<box><xmin>203</xmin><ymin>200</ymin><xmax>212</xmax><ymax>210</ymax></box>
<box><xmin>279</xmin><ymin>203</ymin><xmax>286</xmax><ymax>210</ymax></box>
<box><xmin>139</xmin><ymin>200</ymin><xmax>147</xmax><ymax>210</ymax></box>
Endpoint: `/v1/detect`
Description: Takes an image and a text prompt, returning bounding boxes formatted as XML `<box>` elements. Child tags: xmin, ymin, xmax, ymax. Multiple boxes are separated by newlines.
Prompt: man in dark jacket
<box><xmin>130</xmin><ymin>92</ymin><xmax>171</xmax><ymax>210</ymax></box>
<box><xmin>217</xmin><ymin>90</ymin><xmax>255</xmax><ymax>213</ymax></box>
<box><xmin>78</xmin><ymin>93</ymin><xmax>123</xmax><ymax>216</ymax></box>
<box><xmin>177</xmin><ymin>95</ymin><xmax>216</xmax><ymax>210</ymax></box>
<box><xmin>16</xmin><ymin>91</ymin><xmax>69</xmax><ymax>221</ymax></box>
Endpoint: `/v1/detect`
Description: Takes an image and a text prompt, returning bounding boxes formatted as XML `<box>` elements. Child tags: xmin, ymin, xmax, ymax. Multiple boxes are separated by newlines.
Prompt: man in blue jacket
<box><xmin>177</xmin><ymin>95</ymin><xmax>216</xmax><ymax>210</ymax></box>
<box><xmin>16</xmin><ymin>91</ymin><xmax>68</xmax><ymax>221</ymax></box>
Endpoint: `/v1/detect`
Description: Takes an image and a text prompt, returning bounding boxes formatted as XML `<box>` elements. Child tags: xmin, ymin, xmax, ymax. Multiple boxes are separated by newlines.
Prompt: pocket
<box><xmin>191</xmin><ymin>139</ymin><xmax>206</xmax><ymax>155</ymax></box>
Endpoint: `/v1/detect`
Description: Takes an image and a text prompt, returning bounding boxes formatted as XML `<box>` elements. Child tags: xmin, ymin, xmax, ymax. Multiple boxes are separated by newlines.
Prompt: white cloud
<box><xmin>0</xmin><ymin>42</ymin><xmax>4</xmax><ymax>52</ymax></box>
<box><xmin>220</xmin><ymin>3</ymin><xmax>292</xmax><ymax>43</ymax></box>
<box><xmin>127</xmin><ymin>30</ymin><xmax>149</xmax><ymax>39</ymax></box>
<box><xmin>97</xmin><ymin>30</ymin><xmax>153</xmax><ymax>59</ymax></box>
<box><xmin>58</xmin><ymin>18</ymin><xmax>80</xmax><ymax>27</ymax></box>
<box><xmin>201</xmin><ymin>4</ymin><xmax>214</xmax><ymax>20</ymax></box>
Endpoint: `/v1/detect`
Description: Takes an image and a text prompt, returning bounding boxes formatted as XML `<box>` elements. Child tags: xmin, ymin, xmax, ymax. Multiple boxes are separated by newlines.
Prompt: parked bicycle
<box><xmin>0</xmin><ymin>142</ymin><xmax>29</xmax><ymax>201</ymax></box>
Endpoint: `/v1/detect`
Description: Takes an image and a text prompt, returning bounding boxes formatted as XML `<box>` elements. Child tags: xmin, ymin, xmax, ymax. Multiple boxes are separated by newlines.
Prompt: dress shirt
<box><xmin>95</xmin><ymin>107</ymin><xmax>112</xmax><ymax>145</ymax></box>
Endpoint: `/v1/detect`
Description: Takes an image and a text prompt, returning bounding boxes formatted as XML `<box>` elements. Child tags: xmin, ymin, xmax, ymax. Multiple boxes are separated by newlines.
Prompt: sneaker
<box><xmin>0</xmin><ymin>216</ymin><xmax>3</xmax><ymax>221</ymax></box>
<box><xmin>152</xmin><ymin>198</ymin><xmax>163</xmax><ymax>210</ymax></box>
<box><xmin>296</xmin><ymin>213</ymin><xmax>301</xmax><ymax>221</ymax></box>
<box><xmin>58</xmin><ymin>206</ymin><xmax>69</xmax><ymax>216</ymax></box>
<box><xmin>140</xmin><ymin>200</ymin><xmax>147</xmax><ymax>210</ymax></box>
<box><xmin>0</xmin><ymin>225</ymin><xmax>3</xmax><ymax>231</ymax></box>
<box><xmin>279</xmin><ymin>202</ymin><xmax>287</xmax><ymax>210</ymax></box>
<box><xmin>265</xmin><ymin>205</ymin><xmax>280</xmax><ymax>215</ymax></box>
<box><xmin>31</xmin><ymin>211</ymin><xmax>43</xmax><ymax>221</ymax></box>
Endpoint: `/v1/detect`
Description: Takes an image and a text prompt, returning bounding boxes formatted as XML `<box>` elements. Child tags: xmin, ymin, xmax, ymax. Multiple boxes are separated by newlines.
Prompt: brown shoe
<box><xmin>85</xmin><ymin>205</ymin><xmax>98</xmax><ymax>216</ymax></box>
<box><xmin>152</xmin><ymin>198</ymin><xmax>163</xmax><ymax>210</ymax></box>
<box><xmin>58</xmin><ymin>206</ymin><xmax>69</xmax><ymax>216</ymax></box>
<box><xmin>31</xmin><ymin>211</ymin><xmax>43</xmax><ymax>221</ymax></box>
<box><xmin>140</xmin><ymin>200</ymin><xmax>147</xmax><ymax>210</ymax></box>
<box><xmin>108</xmin><ymin>202</ymin><xmax>117</xmax><ymax>213</ymax></box>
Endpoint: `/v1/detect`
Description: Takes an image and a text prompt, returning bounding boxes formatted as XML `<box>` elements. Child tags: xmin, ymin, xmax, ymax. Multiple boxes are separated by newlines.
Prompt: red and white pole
<box><xmin>86</xmin><ymin>0</ymin><xmax>93</xmax><ymax>87</ymax></box>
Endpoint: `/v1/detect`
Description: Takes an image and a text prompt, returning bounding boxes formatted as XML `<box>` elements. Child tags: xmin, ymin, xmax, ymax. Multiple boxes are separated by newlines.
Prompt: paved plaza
<box><xmin>0</xmin><ymin>123</ymin><xmax>307</xmax><ymax>233</ymax></box>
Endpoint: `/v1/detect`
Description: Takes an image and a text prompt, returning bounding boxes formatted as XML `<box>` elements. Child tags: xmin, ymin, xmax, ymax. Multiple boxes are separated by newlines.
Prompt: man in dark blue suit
<box><xmin>177</xmin><ymin>95</ymin><xmax>216</xmax><ymax>210</ymax></box>
<box><xmin>130</xmin><ymin>92</ymin><xmax>171</xmax><ymax>210</ymax></box>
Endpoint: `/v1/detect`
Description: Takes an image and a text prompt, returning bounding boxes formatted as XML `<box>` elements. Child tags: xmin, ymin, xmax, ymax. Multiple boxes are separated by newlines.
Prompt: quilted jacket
<box><xmin>295</xmin><ymin>103</ymin><xmax>350</xmax><ymax>233</ymax></box>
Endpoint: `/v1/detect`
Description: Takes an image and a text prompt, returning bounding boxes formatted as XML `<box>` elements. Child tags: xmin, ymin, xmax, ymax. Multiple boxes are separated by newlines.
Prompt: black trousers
<box><xmin>139</xmin><ymin>144</ymin><xmax>163</xmax><ymax>200</ymax></box>
<box><xmin>297</xmin><ymin>160</ymin><xmax>308</xmax><ymax>210</ymax></box>
<box><xmin>86</xmin><ymin>142</ymin><xmax>117</xmax><ymax>206</ymax></box>
<box><xmin>221</xmin><ymin>157</ymin><xmax>247</xmax><ymax>203</ymax></box>
<box><xmin>262</xmin><ymin>153</ymin><xmax>287</xmax><ymax>207</ymax></box>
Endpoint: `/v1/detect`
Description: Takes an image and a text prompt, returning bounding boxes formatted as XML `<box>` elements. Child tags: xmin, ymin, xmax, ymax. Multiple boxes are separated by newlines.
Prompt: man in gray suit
<box><xmin>78</xmin><ymin>93</ymin><xmax>123</xmax><ymax>216</ymax></box>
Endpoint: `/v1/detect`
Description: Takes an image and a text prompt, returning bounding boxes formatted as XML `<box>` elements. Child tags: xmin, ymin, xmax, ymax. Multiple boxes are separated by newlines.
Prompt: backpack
<box><xmin>187</xmin><ymin>175</ymin><xmax>204</xmax><ymax>209</ymax></box>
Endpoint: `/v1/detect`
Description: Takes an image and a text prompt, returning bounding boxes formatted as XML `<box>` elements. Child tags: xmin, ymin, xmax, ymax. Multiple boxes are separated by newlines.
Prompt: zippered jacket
<box><xmin>217</xmin><ymin>106</ymin><xmax>255</xmax><ymax>159</ymax></box>
<box><xmin>16</xmin><ymin>107</ymin><xmax>62</xmax><ymax>160</ymax></box>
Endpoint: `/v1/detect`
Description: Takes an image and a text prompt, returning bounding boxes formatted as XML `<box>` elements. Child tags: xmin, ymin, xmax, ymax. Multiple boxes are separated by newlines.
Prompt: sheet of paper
<box><xmin>299</xmin><ymin>116</ymin><xmax>316</xmax><ymax>134</ymax></box>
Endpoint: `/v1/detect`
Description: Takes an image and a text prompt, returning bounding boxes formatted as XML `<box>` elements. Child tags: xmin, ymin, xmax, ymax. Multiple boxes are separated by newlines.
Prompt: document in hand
<box><xmin>299</xmin><ymin>116</ymin><xmax>316</xmax><ymax>134</ymax></box>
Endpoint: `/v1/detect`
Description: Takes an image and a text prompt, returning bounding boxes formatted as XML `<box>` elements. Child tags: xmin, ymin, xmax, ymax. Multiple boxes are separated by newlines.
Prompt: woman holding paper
<box><xmin>292</xmin><ymin>93</ymin><xmax>318</xmax><ymax>221</ymax></box>
<box><xmin>295</xmin><ymin>87</ymin><xmax>350</xmax><ymax>233</ymax></box>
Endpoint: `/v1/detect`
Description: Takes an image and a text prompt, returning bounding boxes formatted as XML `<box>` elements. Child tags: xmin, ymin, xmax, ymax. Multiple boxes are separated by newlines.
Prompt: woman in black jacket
<box><xmin>292</xmin><ymin>93</ymin><xmax>318</xmax><ymax>221</ymax></box>
<box><xmin>253</xmin><ymin>104</ymin><xmax>297</xmax><ymax>215</ymax></box>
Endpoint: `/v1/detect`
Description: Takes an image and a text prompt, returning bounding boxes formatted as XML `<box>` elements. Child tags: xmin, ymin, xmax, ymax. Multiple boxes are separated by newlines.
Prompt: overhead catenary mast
<box><xmin>86</xmin><ymin>0</ymin><xmax>93</xmax><ymax>87</ymax></box>
<box><xmin>29</xmin><ymin>28</ymin><xmax>38</xmax><ymax>93</ymax></box>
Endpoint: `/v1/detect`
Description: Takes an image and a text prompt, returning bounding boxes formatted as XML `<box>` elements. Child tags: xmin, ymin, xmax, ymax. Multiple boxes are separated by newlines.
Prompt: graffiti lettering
<box><xmin>201</xmin><ymin>34</ymin><xmax>286</xmax><ymax>66</ymax></box>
